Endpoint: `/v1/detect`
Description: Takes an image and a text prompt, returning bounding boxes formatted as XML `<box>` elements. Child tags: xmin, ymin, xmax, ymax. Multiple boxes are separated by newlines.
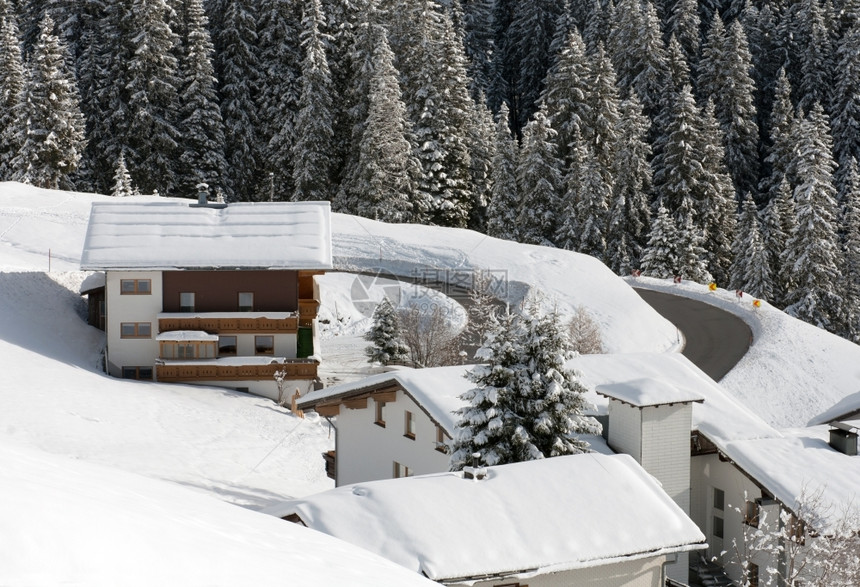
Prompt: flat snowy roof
<box><xmin>808</xmin><ymin>390</ymin><xmax>860</xmax><ymax>426</ymax></box>
<box><xmin>80</xmin><ymin>201</ymin><xmax>332</xmax><ymax>270</ymax></box>
<box><xmin>597</xmin><ymin>377</ymin><xmax>704</xmax><ymax>407</ymax></box>
<box><xmin>267</xmin><ymin>453</ymin><xmax>706</xmax><ymax>582</ymax></box>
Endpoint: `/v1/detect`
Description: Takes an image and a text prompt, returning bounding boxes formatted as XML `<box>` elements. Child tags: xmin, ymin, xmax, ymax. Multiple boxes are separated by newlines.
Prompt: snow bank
<box><xmin>0</xmin><ymin>443</ymin><xmax>436</xmax><ymax>587</ymax></box>
<box><xmin>629</xmin><ymin>276</ymin><xmax>860</xmax><ymax>428</ymax></box>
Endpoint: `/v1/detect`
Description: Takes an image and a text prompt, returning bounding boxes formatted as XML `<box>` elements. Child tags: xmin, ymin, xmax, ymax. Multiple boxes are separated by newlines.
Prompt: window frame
<box><xmin>375</xmin><ymin>400</ymin><xmax>386</xmax><ymax>427</ymax></box>
<box><xmin>713</xmin><ymin>514</ymin><xmax>724</xmax><ymax>539</ymax></box>
<box><xmin>713</xmin><ymin>487</ymin><xmax>725</xmax><ymax>511</ymax></box>
<box><xmin>122</xmin><ymin>366</ymin><xmax>153</xmax><ymax>380</ymax></box>
<box><xmin>120</xmin><ymin>322</ymin><xmax>152</xmax><ymax>339</ymax></box>
<box><xmin>254</xmin><ymin>335</ymin><xmax>274</xmax><ymax>355</ymax></box>
<box><xmin>238</xmin><ymin>291</ymin><xmax>254</xmax><ymax>312</ymax></box>
<box><xmin>435</xmin><ymin>426</ymin><xmax>448</xmax><ymax>453</ymax></box>
<box><xmin>218</xmin><ymin>335</ymin><xmax>237</xmax><ymax>357</ymax></box>
<box><xmin>393</xmin><ymin>461</ymin><xmax>412</xmax><ymax>479</ymax></box>
<box><xmin>404</xmin><ymin>410</ymin><xmax>416</xmax><ymax>440</ymax></box>
<box><xmin>120</xmin><ymin>279</ymin><xmax>151</xmax><ymax>295</ymax></box>
<box><xmin>179</xmin><ymin>292</ymin><xmax>195</xmax><ymax>313</ymax></box>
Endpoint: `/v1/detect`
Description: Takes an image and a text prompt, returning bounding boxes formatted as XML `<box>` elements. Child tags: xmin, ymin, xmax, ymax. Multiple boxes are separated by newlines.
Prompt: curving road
<box><xmin>634</xmin><ymin>288</ymin><xmax>752</xmax><ymax>382</ymax></box>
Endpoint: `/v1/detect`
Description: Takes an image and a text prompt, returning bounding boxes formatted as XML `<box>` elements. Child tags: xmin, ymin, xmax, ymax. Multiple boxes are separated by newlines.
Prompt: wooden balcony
<box><xmin>158</xmin><ymin>315</ymin><xmax>298</xmax><ymax>334</ymax></box>
<box><xmin>298</xmin><ymin>299</ymin><xmax>320</xmax><ymax>328</ymax></box>
<box><xmin>156</xmin><ymin>360</ymin><xmax>317</xmax><ymax>382</ymax></box>
<box><xmin>323</xmin><ymin>450</ymin><xmax>336</xmax><ymax>480</ymax></box>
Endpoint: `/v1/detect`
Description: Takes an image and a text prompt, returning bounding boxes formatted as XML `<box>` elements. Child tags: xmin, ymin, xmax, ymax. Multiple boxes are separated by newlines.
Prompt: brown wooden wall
<box><xmin>162</xmin><ymin>270</ymin><xmax>298</xmax><ymax>312</ymax></box>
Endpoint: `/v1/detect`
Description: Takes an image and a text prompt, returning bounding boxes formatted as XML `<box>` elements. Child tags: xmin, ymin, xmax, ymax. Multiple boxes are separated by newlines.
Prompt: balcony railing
<box><xmin>158</xmin><ymin>315</ymin><xmax>298</xmax><ymax>334</ymax></box>
<box><xmin>323</xmin><ymin>450</ymin><xmax>336</xmax><ymax>480</ymax></box>
<box><xmin>298</xmin><ymin>299</ymin><xmax>319</xmax><ymax>328</ymax></box>
<box><xmin>156</xmin><ymin>360</ymin><xmax>317</xmax><ymax>382</ymax></box>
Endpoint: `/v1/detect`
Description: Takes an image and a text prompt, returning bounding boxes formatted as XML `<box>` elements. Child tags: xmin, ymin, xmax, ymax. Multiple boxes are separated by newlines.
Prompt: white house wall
<box><xmin>105</xmin><ymin>271</ymin><xmax>163</xmax><ymax>377</ymax></box>
<box><xmin>606</xmin><ymin>401</ymin><xmax>642</xmax><ymax>460</ymax></box>
<box><xmin>691</xmin><ymin>453</ymin><xmax>764</xmax><ymax>583</ymax></box>
<box><xmin>461</xmin><ymin>554</ymin><xmax>667</xmax><ymax>587</ymax></box>
<box><xmin>336</xmin><ymin>390</ymin><xmax>449</xmax><ymax>486</ymax></box>
<box><xmin>173</xmin><ymin>378</ymin><xmax>313</xmax><ymax>402</ymax></box>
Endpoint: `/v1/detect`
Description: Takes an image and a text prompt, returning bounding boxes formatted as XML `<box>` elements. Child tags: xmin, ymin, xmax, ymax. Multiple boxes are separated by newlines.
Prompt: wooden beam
<box><xmin>373</xmin><ymin>390</ymin><xmax>397</xmax><ymax>403</ymax></box>
<box><xmin>343</xmin><ymin>397</ymin><xmax>368</xmax><ymax>410</ymax></box>
<box><xmin>315</xmin><ymin>404</ymin><xmax>340</xmax><ymax>417</ymax></box>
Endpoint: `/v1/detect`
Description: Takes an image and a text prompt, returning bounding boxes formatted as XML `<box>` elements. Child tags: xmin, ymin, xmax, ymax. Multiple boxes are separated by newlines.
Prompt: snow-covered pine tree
<box><xmin>839</xmin><ymin>158</ymin><xmax>860</xmax><ymax>341</ymax></box>
<box><xmin>575</xmin><ymin>154</ymin><xmax>611</xmax><ymax>260</ymax></box>
<box><xmin>212</xmin><ymin>0</ymin><xmax>261</xmax><ymax>201</ymax></box>
<box><xmin>783</xmin><ymin>103</ymin><xmax>845</xmax><ymax>332</ymax></box>
<box><xmin>666</xmin><ymin>0</ymin><xmax>700</xmax><ymax>76</ymax></box>
<box><xmin>123</xmin><ymin>0</ymin><xmax>182</xmax><ymax>195</ymax></box>
<box><xmin>698</xmin><ymin>16</ymin><xmax>760</xmax><ymax>199</ymax></box>
<box><xmin>762</xmin><ymin>179</ymin><xmax>796</xmax><ymax>307</ymax></box>
<box><xmin>460</xmin><ymin>0</ymin><xmax>495</xmax><ymax>101</ymax></box>
<box><xmin>177</xmin><ymin>0</ymin><xmax>226</xmax><ymax>200</ymax></box>
<box><xmin>640</xmin><ymin>201</ymin><xmax>679</xmax><ymax>278</ymax></box>
<box><xmin>733</xmin><ymin>193</ymin><xmax>773</xmax><ymax>300</ymax></box>
<box><xmin>555</xmin><ymin>123</ymin><xmax>587</xmax><ymax>251</ymax></box>
<box><xmin>540</xmin><ymin>28</ymin><xmax>590</xmax><ymax>169</ymax></box>
<box><xmin>0</xmin><ymin>6</ymin><xmax>25</xmax><ymax>180</ymax></box>
<box><xmin>583</xmin><ymin>43</ymin><xmax>620</xmax><ymax>189</ymax></box>
<box><xmin>583</xmin><ymin>0</ymin><xmax>614</xmax><ymax>55</ymax></box>
<box><xmin>831</xmin><ymin>21</ymin><xmax>860</xmax><ymax>190</ymax></box>
<box><xmin>11</xmin><ymin>14</ymin><xmax>85</xmax><ymax>190</ymax></box>
<box><xmin>516</xmin><ymin>108</ymin><xmax>563</xmax><ymax>246</ymax></box>
<box><xmin>449</xmin><ymin>299</ymin><xmax>599</xmax><ymax>470</ymax></box>
<box><xmin>350</xmin><ymin>25</ymin><xmax>418</xmax><ymax>223</ymax></box>
<box><xmin>291</xmin><ymin>0</ymin><xmax>335</xmax><ymax>202</ymax></box>
<box><xmin>256</xmin><ymin>0</ymin><xmax>301</xmax><ymax>200</ymax></box>
<box><xmin>486</xmin><ymin>102</ymin><xmax>520</xmax><ymax>241</ymax></box>
<box><xmin>759</xmin><ymin>68</ymin><xmax>796</xmax><ymax>206</ymax></box>
<box><xmin>365</xmin><ymin>297</ymin><xmax>409</xmax><ymax>366</ymax></box>
<box><xmin>466</xmin><ymin>96</ymin><xmax>496</xmax><ymax>232</ymax></box>
<box><xmin>606</xmin><ymin>94</ymin><xmax>653</xmax><ymax>274</ymax></box>
<box><xmin>797</xmin><ymin>0</ymin><xmax>833</xmax><ymax>115</ymax></box>
<box><xmin>673</xmin><ymin>208</ymin><xmax>712</xmax><ymax>283</ymax></box>
<box><xmin>111</xmin><ymin>152</ymin><xmax>137</xmax><ymax>197</ymax></box>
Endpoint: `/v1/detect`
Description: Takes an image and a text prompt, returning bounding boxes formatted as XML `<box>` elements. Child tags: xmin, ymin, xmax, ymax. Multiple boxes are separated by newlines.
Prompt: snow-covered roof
<box><xmin>569</xmin><ymin>353</ymin><xmax>776</xmax><ymax>445</ymax></box>
<box><xmin>299</xmin><ymin>365</ymin><xmax>474</xmax><ymax>433</ymax></box>
<box><xmin>79</xmin><ymin>271</ymin><xmax>105</xmax><ymax>294</ymax></box>
<box><xmin>267</xmin><ymin>453</ymin><xmax>706</xmax><ymax>582</ymax></box>
<box><xmin>808</xmin><ymin>390</ymin><xmax>860</xmax><ymax>426</ymax></box>
<box><xmin>80</xmin><ymin>201</ymin><xmax>332</xmax><ymax>270</ymax></box>
<box><xmin>596</xmin><ymin>377</ymin><xmax>704</xmax><ymax>407</ymax></box>
<box><xmin>156</xmin><ymin>330</ymin><xmax>219</xmax><ymax>342</ymax></box>
<box><xmin>0</xmin><ymin>443</ymin><xmax>437</xmax><ymax>587</ymax></box>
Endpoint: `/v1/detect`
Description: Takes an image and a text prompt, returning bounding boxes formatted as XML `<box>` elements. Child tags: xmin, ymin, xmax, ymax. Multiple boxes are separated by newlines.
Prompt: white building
<box><xmin>80</xmin><ymin>199</ymin><xmax>332</xmax><ymax>401</ymax></box>
<box><xmin>267</xmin><ymin>452</ymin><xmax>707</xmax><ymax>587</ymax></box>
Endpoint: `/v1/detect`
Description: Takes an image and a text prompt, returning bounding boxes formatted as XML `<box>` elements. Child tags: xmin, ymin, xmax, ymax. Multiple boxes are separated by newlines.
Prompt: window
<box><xmin>255</xmin><ymin>335</ymin><xmax>274</xmax><ymax>355</ymax></box>
<box><xmin>120</xmin><ymin>322</ymin><xmax>151</xmax><ymax>338</ymax></box>
<box><xmin>122</xmin><ymin>366</ymin><xmax>153</xmax><ymax>380</ymax></box>
<box><xmin>218</xmin><ymin>336</ymin><xmax>237</xmax><ymax>357</ymax></box>
<box><xmin>375</xmin><ymin>400</ymin><xmax>386</xmax><ymax>427</ymax></box>
<box><xmin>179</xmin><ymin>292</ymin><xmax>195</xmax><ymax>312</ymax></box>
<box><xmin>745</xmin><ymin>500</ymin><xmax>760</xmax><ymax>527</ymax></box>
<box><xmin>238</xmin><ymin>292</ymin><xmax>254</xmax><ymax>312</ymax></box>
<box><xmin>160</xmin><ymin>341</ymin><xmax>216</xmax><ymax>360</ymax></box>
<box><xmin>713</xmin><ymin>515</ymin><xmax>724</xmax><ymax>539</ymax></box>
<box><xmin>748</xmin><ymin>563</ymin><xmax>759</xmax><ymax>587</ymax></box>
<box><xmin>404</xmin><ymin>410</ymin><xmax>416</xmax><ymax>439</ymax></box>
<box><xmin>713</xmin><ymin>488</ymin><xmax>725</xmax><ymax>511</ymax></box>
<box><xmin>435</xmin><ymin>426</ymin><xmax>449</xmax><ymax>453</ymax></box>
<box><xmin>393</xmin><ymin>461</ymin><xmax>412</xmax><ymax>478</ymax></box>
<box><xmin>120</xmin><ymin>279</ymin><xmax>151</xmax><ymax>294</ymax></box>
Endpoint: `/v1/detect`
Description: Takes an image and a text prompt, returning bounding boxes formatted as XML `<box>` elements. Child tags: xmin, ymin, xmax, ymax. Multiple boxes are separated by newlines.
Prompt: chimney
<box><xmin>197</xmin><ymin>183</ymin><xmax>209</xmax><ymax>206</ymax></box>
<box><xmin>829</xmin><ymin>425</ymin><xmax>858</xmax><ymax>456</ymax></box>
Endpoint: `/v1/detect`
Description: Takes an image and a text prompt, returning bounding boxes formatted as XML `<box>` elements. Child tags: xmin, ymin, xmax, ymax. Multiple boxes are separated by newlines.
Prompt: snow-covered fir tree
<box><xmin>830</xmin><ymin>21</ymin><xmax>860</xmax><ymax>188</ymax></box>
<box><xmin>349</xmin><ymin>25</ymin><xmax>418</xmax><ymax>223</ymax></box>
<box><xmin>450</xmin><ymin>299</ymin><xmax>599</xmax><ymax>470</ymax></box>
<box><xmin>606</xmin><ymin>94</ymin><xmax>653</xmax><ymax>274</ymax></box>
<box><xmin>575</xmin><ymin>154</ymin><xmax>611</xmax><ymax>260</ymax></box>
<box><xmin>733</xmin><ymin>193</ymin><xmax>773</xmax><ymax>300</ymax></box>
<box><xmin>783</xmin><ymin>104</ymin><xmax>845</xmax><ymax>333</ymax></box>
<box><xmin>111</xmin><ymin>152</ymin><xmax>137</xmax><ymax>197</ymax></box>
<box><xmin>11</xmin><ymin>14</ymin><xmax>85</xmax><ymax>190</ymax></box>
<box><xmin>292</xmin><ymin>0</ymin><xmax>335</xmax><ymax>202</ymax></box>
<box><xmin>516</xmin><ymin>108</ymin><xmax>563</xmax><ymax>246</ymax></box>
<box><xmin>583</xmin><ymin>44</ymin><xmax>620</xmax><ymax>189</ymax></box>
<box><xmin>759</xmin><ymin>68</ymin><xmax>796</xmax><ymax>206</ymax></box>
<box><xmin>839</xmin><ymin>158</ymin><xmax>860</xmax><ymax>341</ymax></box>
<box><xmin>365</xmin><ymin>297</ymin><xmax>409</xmax><ymax>366</ymax></box>
<box><xmin>640</xmin><ymin>202</ymin><xmax>678</xmax><ymax>278</ymax></box>
<box><xmin>211</xmin><ymin>0</ymin><xmax>260</xmax><ymax>201</ymax></box>
<box><xmin>762</xmin><ymin>179</ymin><xmax>796</xmax><ymax>306</ymax></box>
<box><xmin>797</xmin><ymin>0</ymin><xmax>833</xmax><ymax>115</ymax></box>
<box><xmin>486</xmin><ymin>103</ymin><xmax>520</xmax><ymax>241</ymax></box>
<box><xmin>0</xmin><ymin>6</ymin><xmax>25</xmax><ymax>180</ymax></box>
<box><xmin>666</xmin><ymin>0</ymin><xmax>700</xmax><ymax>76</ymax></box>
<box><xmin>466</xmin><ymin>97</ymin><xmax>496</xmax><ymax>231</ymax></box>
<box><xmin>177</xmin><ymin>0</ymin><xmax>226</xmax><ymax>199</ymax></box>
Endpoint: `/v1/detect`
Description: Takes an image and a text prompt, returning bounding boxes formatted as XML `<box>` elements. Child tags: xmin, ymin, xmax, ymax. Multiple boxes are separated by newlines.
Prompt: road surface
<box><xmin>634</xmin><ymin>288</ymin><xmax>752</xmax><ymax>381</ymax></box>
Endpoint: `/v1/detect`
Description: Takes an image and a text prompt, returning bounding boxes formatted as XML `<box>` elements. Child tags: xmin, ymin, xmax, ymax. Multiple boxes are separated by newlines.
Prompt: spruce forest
<box><xmin>1</xmin><ymin>0</ymin><xmax>860</xmax><ymax>342</ymax></box>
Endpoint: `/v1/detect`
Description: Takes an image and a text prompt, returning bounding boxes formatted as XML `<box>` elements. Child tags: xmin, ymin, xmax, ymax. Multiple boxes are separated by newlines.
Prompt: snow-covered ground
<box><xmin>2</xmin><ymin>181</ymin><xmax>860</xmax><ymax>582</ymax></box>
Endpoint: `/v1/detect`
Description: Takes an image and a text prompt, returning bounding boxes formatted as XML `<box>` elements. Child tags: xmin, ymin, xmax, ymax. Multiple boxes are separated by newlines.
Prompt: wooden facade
<box><xmin>158</xmin><ymin>316</ymin><xmax>299</xmax><ymax>334</ymax></box>
<box><xmin>156</xmin><ymin>359</ymin><xmax>318</xmax><ymax>382</ymax></box>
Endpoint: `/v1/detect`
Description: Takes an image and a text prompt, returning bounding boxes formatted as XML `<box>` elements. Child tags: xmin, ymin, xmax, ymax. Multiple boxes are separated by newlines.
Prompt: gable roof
<box><xmin>80</xmin><ymin>201</ymin><xmax>332</xmax><ymax>271</ymax></box>
<box><xmin>808</xmin><ymin>390</ymin><xmax>860</xmax><ymax>426</ymax></box>
<box><xmin>266</xmin><ymin>453</ymin><xmax>706</xmax><ymax>582</ymax></box>
<box><xmin>298</xmin><ymin>365</ymin><xmax>473</xmax><ymax>434</ymax></box>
